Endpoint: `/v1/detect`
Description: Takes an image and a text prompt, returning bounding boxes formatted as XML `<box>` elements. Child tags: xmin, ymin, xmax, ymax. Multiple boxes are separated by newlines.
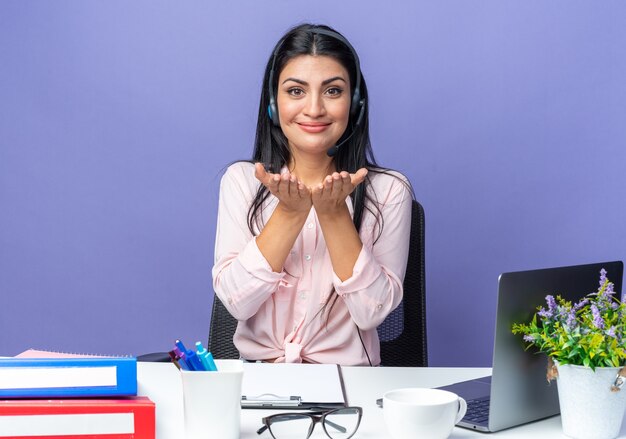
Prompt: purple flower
<box><xmin>574</xmin><ymin>298</ymin><xmax>589</xmax><ymax>310</ymax></box>
<box><xmin>607</xmin><ymin>326</ymin><xmax>617</xmax><ymax>338</ymax></box>
<box><xmin>611</xmin><ymin>301</ymin><xmax>619</xmax><ymax>310</ymax></box>
<box><xmin>523</xmin><ymin>335</ymin><xmax>535</xmax><ymax>343</ymax></box>
<box><xmin>538</xmin><ymin>307</ymin><xmax>553</xmax><ymax>318</ymax></box>
<box><xmin>565</xmin><ymin>309</ymin><xmax>577</xmax><ymax>329</ymax></box>
<box><xmin>606</xmin><ymin>282</ymin><xmax>616</xmax><ymax>296</ymax></box>
<box><xmin>595</xmin><ymin>298</ymin><xmax>608</xmax><ymax>312</ymax></box>
<box><xmin>538</xmin><ymin>295</ymin><xmax>557</xmax><ymax>319</ymax></box>
<box><xmin>591</xmin><ymin>304</ymin><xmax>605</xmax><ymax>329</ymax></box>
<box><xmin>600</xmin><ymin>269</ymin><xmax>608</xmax><ymax>287</ymax></box>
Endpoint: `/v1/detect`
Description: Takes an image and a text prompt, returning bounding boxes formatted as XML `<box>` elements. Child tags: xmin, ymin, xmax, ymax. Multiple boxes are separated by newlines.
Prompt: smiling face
<box><xmin>276</xmin><ymin>54</ymin><xmax>351</xmax><ymax>159</ymax></box>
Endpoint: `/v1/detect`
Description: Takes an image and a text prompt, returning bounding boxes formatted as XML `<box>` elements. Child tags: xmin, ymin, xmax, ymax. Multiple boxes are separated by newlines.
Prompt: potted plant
<box><xmin>512</xmin><ymin>269</ymin><xmax>626</xmax><ymax>439</ymax></box>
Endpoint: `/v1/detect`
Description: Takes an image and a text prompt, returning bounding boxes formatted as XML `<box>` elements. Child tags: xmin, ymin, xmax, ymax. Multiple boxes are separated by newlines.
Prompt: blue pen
<box><xmin>175</xmin><ymin>340</ymin><xmax>200</xmax><ymax>370</ymax></box>
<box><xmin>173</xmin><ymin>348</ymin><xmax>190</xmax><ymax>370</ymax></box>
<box><xmin>196</xmin><ymin>342</ymin><xmax>218</xmax><ymax>372</ymax></box>
<box><xmin>174</xmin><ymin>343</ymin><xmax>194</xmax><ymax>370</ymax></box>
<box><xmin>177</xmin><ymin>359</ymin><xmax>190</xmax><ymax>371</ymax></box>
<box><xmin>175</xmin><ymin>339</ymin><xmax>189</xmax><ymax>355</ymax></box>
<box><xmin>195</xmin><ymin>342</ymin><xmax>211</xmax><ymax>370</ymax></box>
<box><xmin>205</xmin><ymin>351</ymin><xmax>218</xmax><ymax>372</ymax></box>
<box><xmin>185</xmin><ymin>349</ymin><xmax>206</xmax><ymax>371</ymax></box>
<box><xmin>177</xmin><ymin>350</ymin><xmax>192</xmax><ymax>370</ymax></box>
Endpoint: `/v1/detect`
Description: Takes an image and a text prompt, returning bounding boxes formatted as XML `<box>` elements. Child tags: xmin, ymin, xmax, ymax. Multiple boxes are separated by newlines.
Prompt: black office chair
<box><xmin>376</xmin><ymin>200</ymin><xmax>427</xmax><ymax>366</ymax></box>
<box><xmin>208</xmin><ymin>199</ymin><xmax>427</xmax><ymax>366</ymax></box>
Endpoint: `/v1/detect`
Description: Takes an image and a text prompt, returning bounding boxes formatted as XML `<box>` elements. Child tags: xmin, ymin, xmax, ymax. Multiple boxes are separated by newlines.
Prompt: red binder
<box><xmin>0</xmin><ymin>396</ymin><xmax>155</xmax><ymax>439</ymax></box>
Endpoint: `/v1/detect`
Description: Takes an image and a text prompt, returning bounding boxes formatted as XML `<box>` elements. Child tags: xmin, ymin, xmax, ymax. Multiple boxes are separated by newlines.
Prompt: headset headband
<box><xmin>267</xmin><ymin>28</ymin><xmax>364</xmax><ymax>127</ymax></box>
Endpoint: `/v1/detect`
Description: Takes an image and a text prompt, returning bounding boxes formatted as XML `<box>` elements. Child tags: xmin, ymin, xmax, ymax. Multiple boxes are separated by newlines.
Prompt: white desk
<box><xmin>241</xmin><ymin>366</ymin><xmax>626</xmax><ymax>439</ymax></box>
<box><xmin>138</xmin><ymin>363</ymin><xmax>626</xmax><ymax>438</ymax></box>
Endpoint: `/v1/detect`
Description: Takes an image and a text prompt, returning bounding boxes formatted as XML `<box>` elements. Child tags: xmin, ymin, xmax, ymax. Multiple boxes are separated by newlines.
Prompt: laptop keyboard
<box><xmin>463</xmin><ymin>396</ymin><xmax>490</xmax><ymax>424</ymax></box>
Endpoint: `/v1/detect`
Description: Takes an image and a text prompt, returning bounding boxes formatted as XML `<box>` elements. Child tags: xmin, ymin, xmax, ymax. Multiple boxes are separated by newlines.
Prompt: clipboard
<box><xmin>241</xmin><ymin>394</ymin><xmax>302</xmax><ymax>408</ymax></box>
<box><xmin>241</xmin><ymin>363</ymin><xmax>347</xmax><ymax>409</ymax></box>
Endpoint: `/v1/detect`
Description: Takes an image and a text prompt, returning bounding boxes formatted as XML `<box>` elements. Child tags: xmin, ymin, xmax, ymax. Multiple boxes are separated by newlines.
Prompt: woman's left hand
<box><xmin>311</xmin><ymin>168</ymin><xmax>368</xmax><ymax>214</ymax></box>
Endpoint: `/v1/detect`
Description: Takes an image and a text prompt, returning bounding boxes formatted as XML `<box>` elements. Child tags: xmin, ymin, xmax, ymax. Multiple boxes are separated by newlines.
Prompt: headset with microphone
<box><xmin>266</xmin><ymin>28</ymin><xmax>366</xmax><ymax>157</ymax></box>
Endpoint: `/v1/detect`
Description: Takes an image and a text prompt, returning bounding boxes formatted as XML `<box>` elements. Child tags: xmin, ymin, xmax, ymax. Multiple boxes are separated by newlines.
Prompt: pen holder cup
<box><xmin>180</xmin><ymin>359</ymin><xmax>244</xmax><ymax>439</ymax></box>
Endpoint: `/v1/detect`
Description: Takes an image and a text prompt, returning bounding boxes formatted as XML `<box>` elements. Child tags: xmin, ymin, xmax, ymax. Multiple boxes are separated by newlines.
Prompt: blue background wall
<box><xmin>1</xmin><ymin>1</ymin><xmax>625</xmax><ymax>366</ymax></box>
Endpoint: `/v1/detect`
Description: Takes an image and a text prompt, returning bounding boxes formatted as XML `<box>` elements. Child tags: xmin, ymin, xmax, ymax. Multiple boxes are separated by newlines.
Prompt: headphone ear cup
<box><xmin>268</xmin><ymin>98</ymin><xmax>279</xmax><ymax>127</ymax></box>
<box><xmin>350</xmin><ymin>88</ymin><xmax>361</xmax><ymax>118</ymax></box>
<box><xmin>355</xmin><ymin>99</ymin><xmax>366</xmax><ymax>127</ymax></box>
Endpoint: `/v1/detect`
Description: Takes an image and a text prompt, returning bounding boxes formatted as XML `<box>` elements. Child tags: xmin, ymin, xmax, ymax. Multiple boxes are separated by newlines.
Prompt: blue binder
<box><xmin>0</xmin><ymin>357</ymin><xmax>137</xmax><ymax>398</ymax></box>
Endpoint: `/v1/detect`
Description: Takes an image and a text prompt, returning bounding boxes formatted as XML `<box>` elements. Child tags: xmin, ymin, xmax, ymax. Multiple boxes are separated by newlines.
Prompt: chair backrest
<box><xmin>208</xmin><ymin>292</ymin><xmax>240</xmax><ymax>359</ymax></box>
<box><xmin>208</xmin><ymin>199</ymin><xmax>427</xmax><ymax>366</ymax></box>
<box><xmin>377</xmin><ymin>199</ymin><xmax>427</xmax><ymax>366</ymax></box>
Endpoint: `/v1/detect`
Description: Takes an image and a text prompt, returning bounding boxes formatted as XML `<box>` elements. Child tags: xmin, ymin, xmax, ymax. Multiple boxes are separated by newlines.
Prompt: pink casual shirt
<box><xmin>212</xmin><ymin>162</ymin><xmax>412</xmax><ymax>366</ymax></box>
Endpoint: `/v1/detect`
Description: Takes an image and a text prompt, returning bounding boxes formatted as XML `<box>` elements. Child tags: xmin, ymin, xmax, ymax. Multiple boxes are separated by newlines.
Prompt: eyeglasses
<box><xmin>257</xmin><ymin>406</ymin><xmax>363</xmax><ymax>439</ymax></box>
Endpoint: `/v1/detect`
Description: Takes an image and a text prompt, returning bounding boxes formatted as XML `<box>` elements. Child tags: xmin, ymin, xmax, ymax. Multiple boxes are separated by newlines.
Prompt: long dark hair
<box><xmin>245</xmin><ymin>24</ymin><xmax>413</xmax><ymax>340</ymax></box>
<box><xmin>248</xmin><ymin>23</ymin><xmax>386</xmax><ymax>237</ymax></box>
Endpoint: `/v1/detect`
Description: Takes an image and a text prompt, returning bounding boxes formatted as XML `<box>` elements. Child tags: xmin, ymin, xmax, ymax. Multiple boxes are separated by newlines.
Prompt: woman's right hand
<box><xmin>254</xmin><ymin>163</ymin><xmax>312</xmax><ymax>213</ymax></box>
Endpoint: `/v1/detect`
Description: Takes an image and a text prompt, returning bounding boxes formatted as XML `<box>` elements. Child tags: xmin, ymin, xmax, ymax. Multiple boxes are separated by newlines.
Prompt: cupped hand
<box><xmin>311</xmin><ymin>168</ymin><xmax>368</xmax><ymax>214</ymax></box>
<box><xmin>254</xmin><ymin>163</ymin><xmax>312</xmax><ymax>213</ymax></box>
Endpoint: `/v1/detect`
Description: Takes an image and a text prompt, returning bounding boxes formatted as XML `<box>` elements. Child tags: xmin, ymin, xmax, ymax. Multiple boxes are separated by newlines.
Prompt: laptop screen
<box><xmin>489</xmin><ymin>260</ymin><xmax>624</xmax><ymax>431</ymax></box>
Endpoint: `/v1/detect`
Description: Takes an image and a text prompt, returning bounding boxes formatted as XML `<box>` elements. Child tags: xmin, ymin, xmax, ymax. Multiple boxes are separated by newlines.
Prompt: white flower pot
<box><xmin>556</xmin><ymin>363</ymin><xmax>626</xmax><ymax>439</ymax></box>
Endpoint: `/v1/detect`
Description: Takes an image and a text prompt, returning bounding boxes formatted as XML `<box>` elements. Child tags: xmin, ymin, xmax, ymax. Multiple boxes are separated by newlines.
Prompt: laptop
<box><xmin>438</xmin><ymin>261</ymin><xmax>624</xmax><ymax>432</ymax></box>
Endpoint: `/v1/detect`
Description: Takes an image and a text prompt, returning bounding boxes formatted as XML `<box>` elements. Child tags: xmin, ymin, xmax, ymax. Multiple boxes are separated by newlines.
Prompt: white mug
<box><xmin>383</xmin><ymin>387</ymin><xmax>467</xmax><ymax>439</ymax></box>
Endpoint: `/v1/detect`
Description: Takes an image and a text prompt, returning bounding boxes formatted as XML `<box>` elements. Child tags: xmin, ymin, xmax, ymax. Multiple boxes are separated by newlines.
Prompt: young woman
<box><xmin>212</xmin><ymin>23</ymin><xmax>412</xmax><ymax>366</ymax></box>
